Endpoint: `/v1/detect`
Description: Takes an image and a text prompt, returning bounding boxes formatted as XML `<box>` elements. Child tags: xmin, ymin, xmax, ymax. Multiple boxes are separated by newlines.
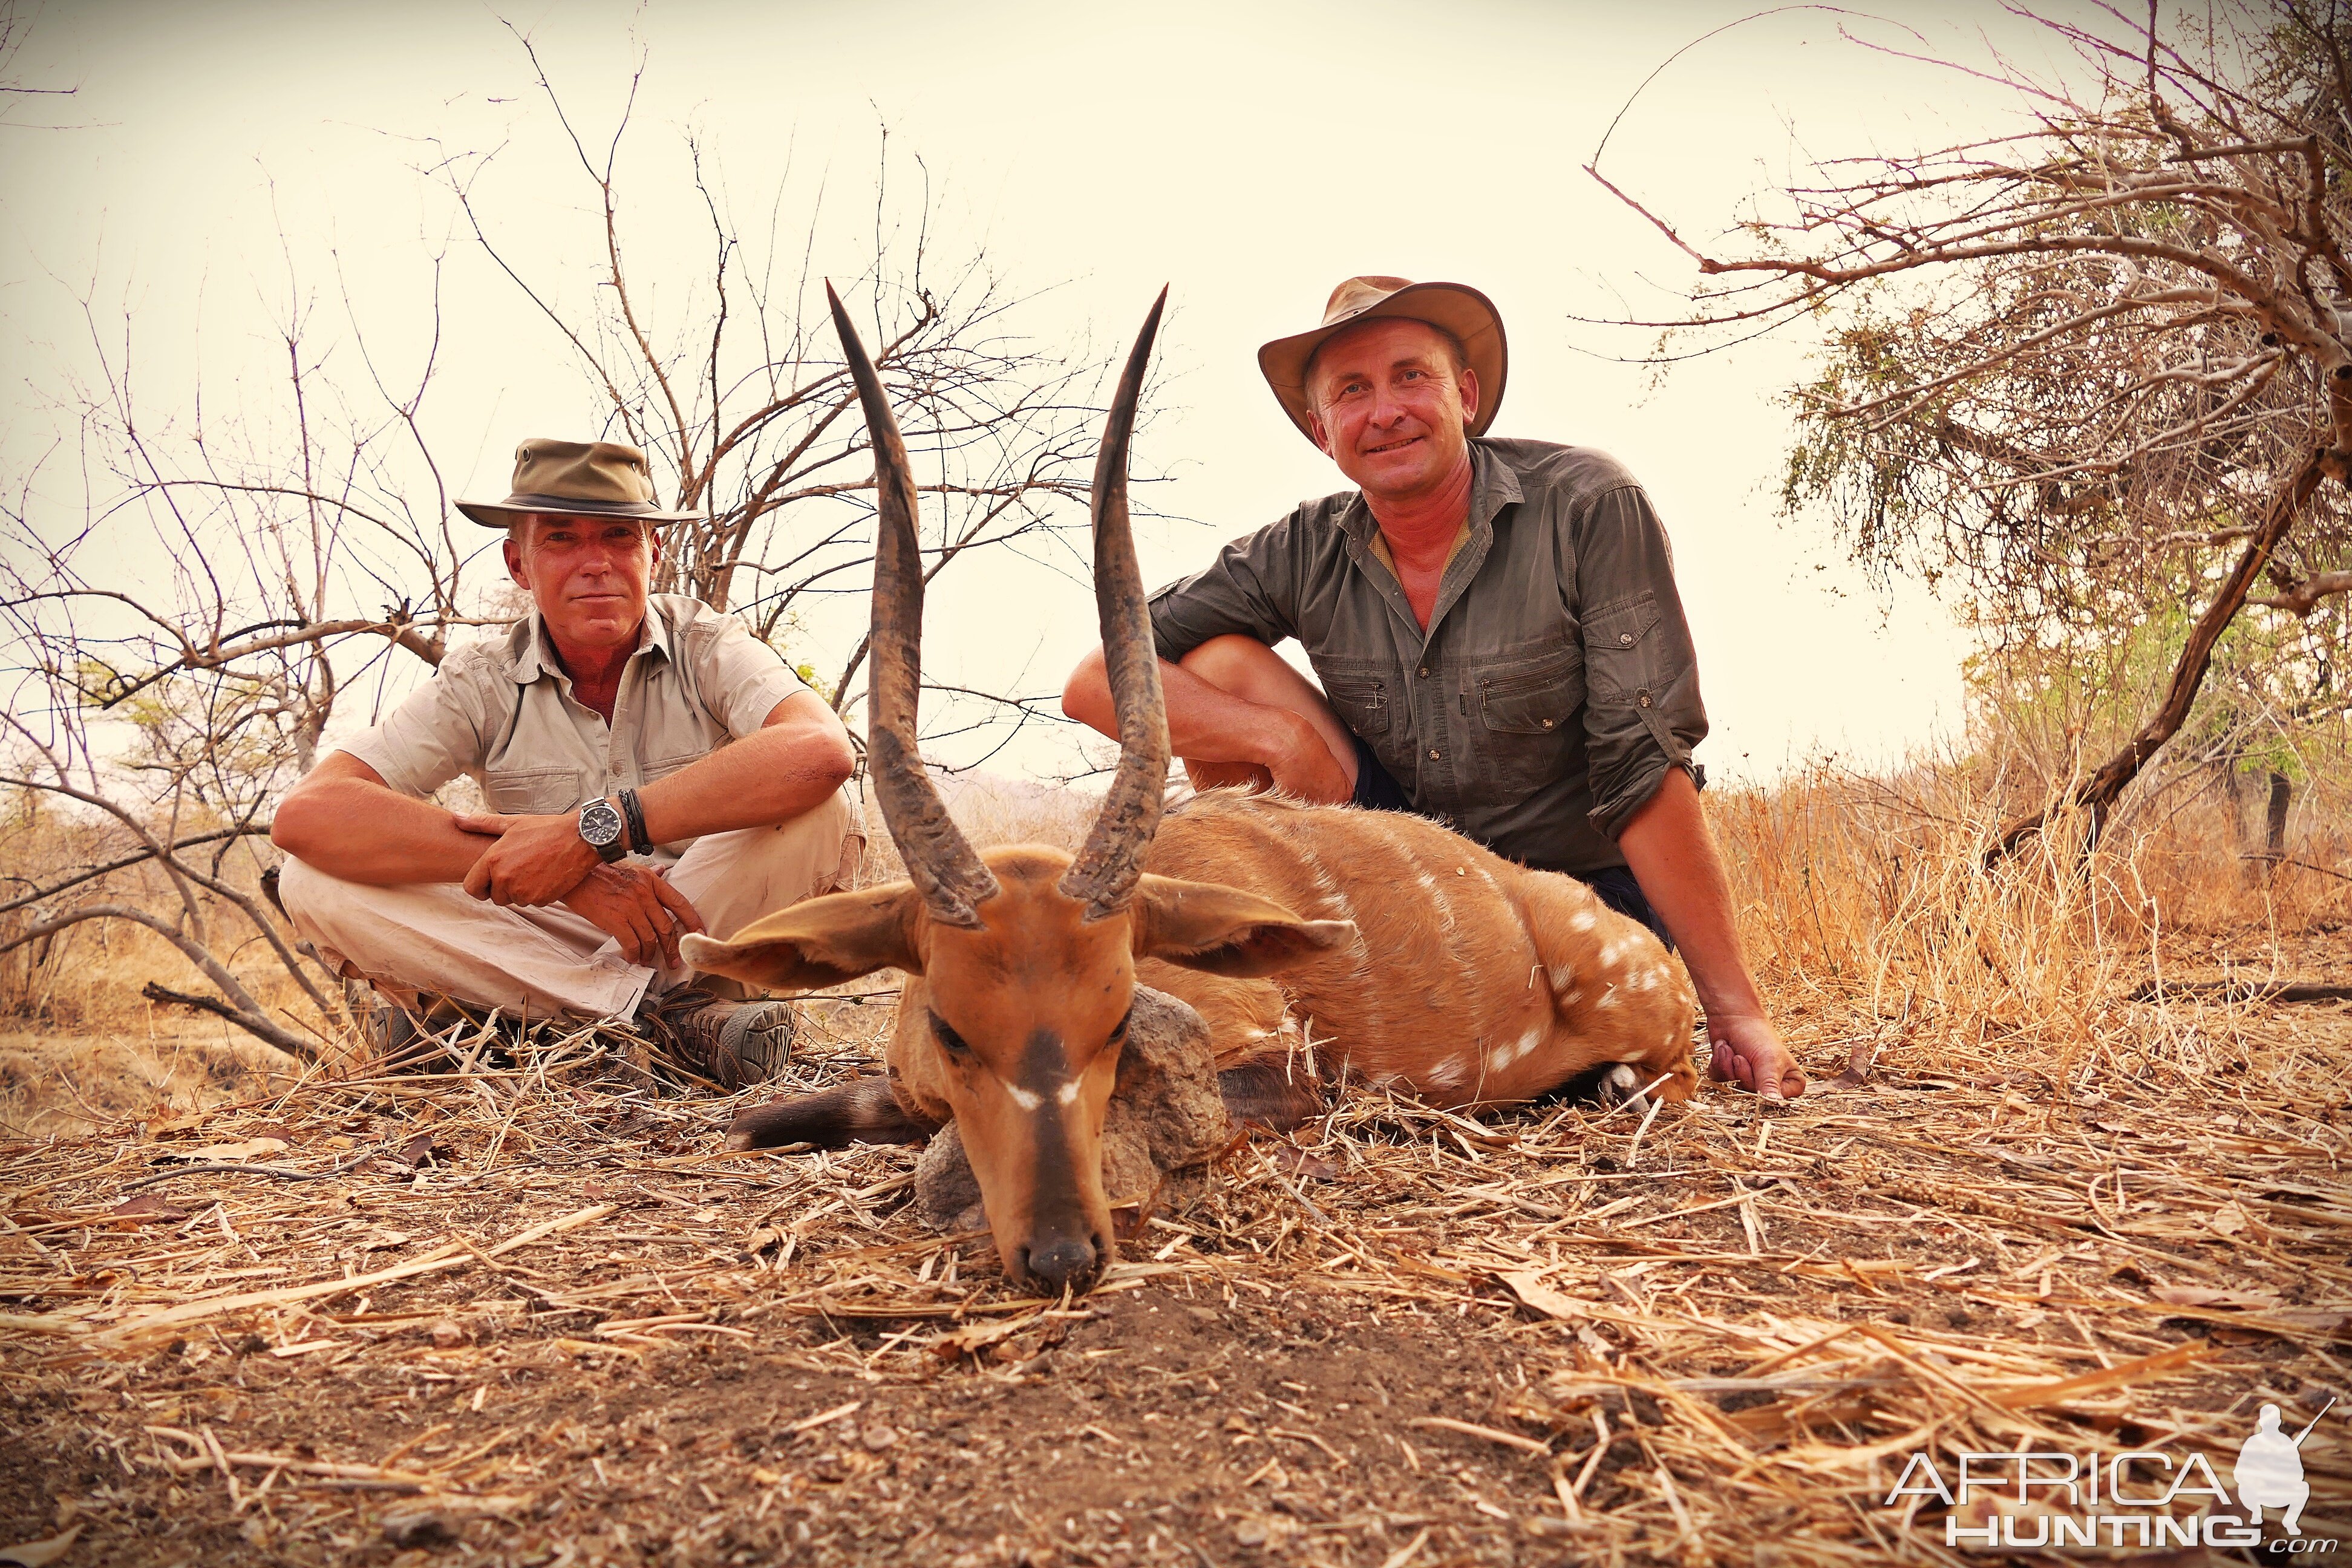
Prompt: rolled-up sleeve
<box><xmin>1146</xmin><ymin>518</ymin><xmax>1302</xmax><ymax>662</ymax></box>
<box><xmin>338</xmin><ymin>652</ymin><xmax>496</xmax><ymax>800</ymax></box>
<box><xmin>1576</xmin><ymin>485</ymin><xmax>1708</xmax><ymax>840</ymax></box>
<box><xmin>687</xmin><ymin>612</ymin><xmax>811</xmax><ymax>739</ymax></box>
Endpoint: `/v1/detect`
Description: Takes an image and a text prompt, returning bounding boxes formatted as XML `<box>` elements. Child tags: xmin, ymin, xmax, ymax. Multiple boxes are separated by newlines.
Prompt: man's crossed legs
<box><xmin>280</xmin><ymin>788</ymin><xmax>861</xmax><ymax>1083</ymax></box>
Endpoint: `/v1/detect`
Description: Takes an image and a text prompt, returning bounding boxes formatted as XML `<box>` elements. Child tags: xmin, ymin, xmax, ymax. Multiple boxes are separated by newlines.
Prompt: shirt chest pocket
<box><xmin>1474</xmin><ymin>646</ymin><xmax>1583</xmax><ymax>792</ymax></box>
<box><xmin>483</xmin><ymin>766</ymin><xmax>583</xmax><ymax>815</ymax></box>
<box><xmin>641</xmin><ymin>749</ymin><xmax>706</xmax><ymax>784</ymax></box>
<box><xmin>1321</xmin><ymin>673</ymin><xmax>1392</xmax><ymax>739</ymax></box>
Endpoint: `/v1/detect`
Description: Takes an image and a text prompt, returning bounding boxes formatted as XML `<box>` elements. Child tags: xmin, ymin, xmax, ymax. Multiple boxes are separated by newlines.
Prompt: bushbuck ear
<box><xmin>680</xmin><ymin>884</ymin><xmax>921</xmax><ymax>991</ymax></box>
<box><xmin>1132</xmin><ymin>874</ymin><xmax>1356</xmax><ymax>978</ymax></box>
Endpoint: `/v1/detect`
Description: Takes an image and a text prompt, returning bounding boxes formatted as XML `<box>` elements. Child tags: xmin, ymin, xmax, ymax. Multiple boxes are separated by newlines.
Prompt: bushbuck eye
<box><xmin>930</xmin><ymin>1013</ymin><xmax>974</xmax><ymax>1057</ymax></box>
<box><xmin>1108</xmin><ymin>1005</ymin><xmax>1134</xmax><ymax>1044</ymax></box>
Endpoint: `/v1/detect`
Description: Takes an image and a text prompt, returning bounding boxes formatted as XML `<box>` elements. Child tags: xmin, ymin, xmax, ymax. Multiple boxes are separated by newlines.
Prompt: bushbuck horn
<box><xmin>1059</xmin><ymin>288</ymin><xmax>1170</xmax><ymax>920</ymax></box>
<box><xmin>827</xmin><ymin>282</ymin><xmax>1000</xmax><ymax>927</ymax></box>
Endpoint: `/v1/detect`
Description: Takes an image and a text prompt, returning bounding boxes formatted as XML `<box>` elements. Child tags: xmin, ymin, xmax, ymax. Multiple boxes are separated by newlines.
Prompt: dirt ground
<box><xmin>2</xmin><ymin>928</ymin><xmax>2349</xmax><ymax>1567</ymax></box>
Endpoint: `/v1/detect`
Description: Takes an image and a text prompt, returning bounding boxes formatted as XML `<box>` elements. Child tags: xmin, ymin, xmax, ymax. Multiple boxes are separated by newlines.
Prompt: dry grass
<box><xmin>0</xmin><ymin>762</ymin><xmax>2347</xmax><ymax>1564</ymax></box>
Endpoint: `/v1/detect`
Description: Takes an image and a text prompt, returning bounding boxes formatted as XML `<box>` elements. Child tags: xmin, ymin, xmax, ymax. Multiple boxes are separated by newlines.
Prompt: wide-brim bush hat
<box><xmin>1257</xmin><ymin>275</ymin><xmax>1508</xmax><ymax>443</ymax></box>
<box><xmin>457</xmin><ymin>438</ymin><xmax>699</xmax><ymax>528</ymax></box>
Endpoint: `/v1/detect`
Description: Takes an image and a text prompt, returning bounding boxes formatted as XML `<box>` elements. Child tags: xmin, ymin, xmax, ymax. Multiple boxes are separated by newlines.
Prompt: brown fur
<box><xmin>1131</xmin><ymin>791</ymin><xmax>1700</xmax><ymax>1108</ymax></box>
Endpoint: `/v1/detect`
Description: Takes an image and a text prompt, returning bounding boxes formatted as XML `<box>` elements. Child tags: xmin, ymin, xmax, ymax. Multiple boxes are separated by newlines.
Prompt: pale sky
<box><xmin>1</xmin><ymin>1</ymin><xmax>2101</xmax><ymax>785</ymax></box>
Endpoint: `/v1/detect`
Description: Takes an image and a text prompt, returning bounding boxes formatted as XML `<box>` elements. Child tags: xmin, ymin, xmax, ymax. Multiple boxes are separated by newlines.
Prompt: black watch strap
<box><xmin>617</xmin><ymin>788</ymin><xmax>649</xmax><ymax>855</ymax></box>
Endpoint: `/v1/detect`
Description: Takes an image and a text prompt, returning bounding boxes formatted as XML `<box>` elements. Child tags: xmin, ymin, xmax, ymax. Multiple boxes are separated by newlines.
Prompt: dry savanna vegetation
<box><xmin>3</xmin><ymin>4</ymin><xmax>2350</xmax><ymax>1566</ymax></box>
<box><xmin>1</xmin><ymin>755</ymin><xmax>2347</xmax><ymax>1567</ymax></box>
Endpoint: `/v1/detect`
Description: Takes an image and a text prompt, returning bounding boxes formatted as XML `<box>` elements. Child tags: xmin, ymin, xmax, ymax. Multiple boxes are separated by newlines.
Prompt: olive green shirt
<box><xmin>1146</xmin><ymin>438</ymin><xmax>1707</xmax><ymax>875</ymax></box>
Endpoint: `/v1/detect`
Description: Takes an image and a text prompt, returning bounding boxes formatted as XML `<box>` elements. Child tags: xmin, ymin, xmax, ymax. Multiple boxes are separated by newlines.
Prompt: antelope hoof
<box><xmin>1547</xmin><ymin>1061</ymin><xmax>1648</xmax><ymax>1112</ymax></box>
<box><xmin>1596</xmin><ymin>1063</ymin><xmax>1647</xmax><ymax>1110</ymax></box>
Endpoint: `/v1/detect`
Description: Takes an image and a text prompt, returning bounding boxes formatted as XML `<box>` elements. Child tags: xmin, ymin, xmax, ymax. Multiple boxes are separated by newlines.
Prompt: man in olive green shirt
<box><xmin>1064</xmin><ymin>277</ymin><xmax>1803</xmax><ymax>1100</ymax></box>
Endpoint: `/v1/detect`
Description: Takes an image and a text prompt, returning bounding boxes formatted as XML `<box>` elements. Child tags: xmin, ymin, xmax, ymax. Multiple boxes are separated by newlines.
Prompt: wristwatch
<box><xmin>577</xmin><ymin>798</ymin><xmax>628</xmax><ymax>864</ymax></box>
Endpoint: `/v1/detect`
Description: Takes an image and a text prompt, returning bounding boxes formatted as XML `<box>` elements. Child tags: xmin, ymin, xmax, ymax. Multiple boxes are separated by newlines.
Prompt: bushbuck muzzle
<box><xmin>683</xmin><ymin>288</ymin><xmax>1352</xmax><ymax>1293</ymax></box>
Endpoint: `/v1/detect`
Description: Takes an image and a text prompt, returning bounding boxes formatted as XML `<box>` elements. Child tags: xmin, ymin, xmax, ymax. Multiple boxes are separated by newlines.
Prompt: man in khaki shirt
<box><xmin>273</xmin><ymin>440</ymin><xmax>862</xmax><ymax>1086</ymax></box>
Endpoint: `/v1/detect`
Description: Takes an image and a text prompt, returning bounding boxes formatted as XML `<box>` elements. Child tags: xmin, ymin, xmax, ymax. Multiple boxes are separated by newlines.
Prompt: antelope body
<box><xmin>1134</xmin><ymin>790</ymin><xmax>1697</xmax><ymax>1107</ymax></box>
<box><xmin>686</xmin><ymin>289</ymin><xmax>1695</xmax><ymax>1296</ymax></box>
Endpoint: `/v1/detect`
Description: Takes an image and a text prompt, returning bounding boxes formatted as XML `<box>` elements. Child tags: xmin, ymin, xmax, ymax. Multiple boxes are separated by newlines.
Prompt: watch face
<box><xmin>579</xmin><ymin>800</ymin><xmax>624</xmax><ymax>848</ymax></box>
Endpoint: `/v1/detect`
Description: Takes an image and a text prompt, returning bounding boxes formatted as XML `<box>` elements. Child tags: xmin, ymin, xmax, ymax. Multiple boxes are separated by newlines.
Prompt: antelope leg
<box><xmin>1215</xmin><ymin>1058</ymin><xmax>1325</xmax><ymax>1133</ymax></box>
<box><xmin>725</xmin><ymin>1077</ymin><xmax>938</xmax><ymax>1151</ymax></box>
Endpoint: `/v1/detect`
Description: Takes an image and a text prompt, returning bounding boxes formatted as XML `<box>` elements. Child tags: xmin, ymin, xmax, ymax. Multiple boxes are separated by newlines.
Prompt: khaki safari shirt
<box><xmin>341</xmin><ymin>594</ymin><xmax>811</xmax><ymax>863</ymax></box>
<box><xmin>1146</xmin><ymin>438</ymin><xmax>1707</xmax><ymax>876</ymax></box>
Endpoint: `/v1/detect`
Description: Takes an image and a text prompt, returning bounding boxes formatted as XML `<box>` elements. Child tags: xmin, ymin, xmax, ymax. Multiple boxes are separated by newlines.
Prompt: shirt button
<box><xmin>1427</xmin><ymin>748</ymin><xmax>1442</xmax><ymax>760</ymax></box>
<box><xmin>1619</xmin><ymin>633</ymin><xmax>1635</xmax><ymax>645</ymax></box>
<box><xmin>1540</xmin><ymin>717</ymin><xmax>1555</xmax><ymax>729</ymax></box>
<box><xmin>1417</xmin><ymin>665</ymin><xmax>1431</xmax><ymax>678</ymax></box>
<box><xmin>1639</xmin><ymin>694</ymin><xmax>1653</xmax><ymax>708</ymax></box>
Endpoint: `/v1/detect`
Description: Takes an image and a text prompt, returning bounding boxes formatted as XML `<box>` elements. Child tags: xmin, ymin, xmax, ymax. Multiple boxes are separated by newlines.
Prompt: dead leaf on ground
<box><xmin>1270</xmin><ymin>1148</ymin><xmax>1339</xmax><ymax>1180</ymax></box>
<box><xmin>142</xmin><ymin>1110</ymin><xmax>206</xmax><ymax>1139</ymax></box>
<box><xmin>0</xmin><ymin>1524</ymin><xmax>81</xmax><ymax>1567</ymax></box>
<box><xmin>2207</xmin><ymin>1201</ymin><xmax>2251</xmax><ymax>1236</ymax></box>
<box><xmin>2151</xmin><ymin>1286</ymin><xmax>2284</xmax><ymax>1310</ymax></box>
<box><xmin>1826</xmin><ymin>1040</ymin><xmax>1875</xmax><ymax>1089</ymax></box>
<box><xmin>107</xmin><ymin>1195</ymin><xmax>188</xmax><ymax>1226</ymax></box>
<box><xmin>168</xmin><ymin>1137</ymin><xmax>290</xmax><ymax>1164</ymax></box>
<box><xmin>387</xmin><ymin>1132</ymin><xmax>437</xmax><ymax>1168</ymax></box>
<box><xmin>1497</xmin><ymin>1270</ymin><xmax>1596</xmax><ymax>1321</ymax></box>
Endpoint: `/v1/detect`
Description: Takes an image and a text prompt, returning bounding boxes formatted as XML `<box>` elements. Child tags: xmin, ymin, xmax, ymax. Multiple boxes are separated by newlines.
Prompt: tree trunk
<box><xmin>2265</xmin><ymin>773</ymin><xmax>2293</xmax><ymax>858</ymax></box>
<box><xmin>1987</xmin><ymin>450</ymin><xmax>2331</xmax><ymax>867</ymax></box>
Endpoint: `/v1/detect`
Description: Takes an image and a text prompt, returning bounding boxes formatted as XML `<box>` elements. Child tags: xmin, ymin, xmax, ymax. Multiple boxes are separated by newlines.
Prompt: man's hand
<box><xmin>1263</xmin><ymin>712</ymin><xmax>1355</xmax><ymax>803</ymax></box>
<box><xmin>558</xmin><ymin>862</ymin><xmax>707</xmax><ymax>969</ymax></box>
<box><xmin>1706</xmin><ymin>1012</ymin><xmax>1806</xmax><ymax>1101</ymax></box>
<box><xmin>457</xmin><ymin>810</ymin><xmax>601</xmax><ymax>907</ymax></box>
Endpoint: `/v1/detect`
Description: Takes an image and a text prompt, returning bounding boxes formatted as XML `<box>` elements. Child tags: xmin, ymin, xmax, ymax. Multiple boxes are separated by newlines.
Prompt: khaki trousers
<box><xmin>281</xmin><ymin>786</ymin><xmax>864</xmax><ymax>1022</ymax></box>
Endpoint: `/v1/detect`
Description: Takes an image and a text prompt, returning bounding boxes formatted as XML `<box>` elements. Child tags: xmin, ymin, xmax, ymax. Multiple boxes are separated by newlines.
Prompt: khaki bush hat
<box><xmin>456</xmin><ymin>438</ymin><xmax>699</xmax><ymax>528</ymax></box>
<box><xmin>1257</xmin><ymin>276</ymin><xmax>1507</xmax><ymax>443</ymax></box>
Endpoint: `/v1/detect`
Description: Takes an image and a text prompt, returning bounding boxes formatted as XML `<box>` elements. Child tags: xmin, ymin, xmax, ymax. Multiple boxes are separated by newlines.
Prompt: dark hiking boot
<box><xmin>637</xmin><ymin>988</ymin><xmax>795</xmax><ymax>1091</ymax></box>
<box><xmin>349</xmin><ymin>981</ymin><xmax>513</xmax><ymax>1073</ymax></box>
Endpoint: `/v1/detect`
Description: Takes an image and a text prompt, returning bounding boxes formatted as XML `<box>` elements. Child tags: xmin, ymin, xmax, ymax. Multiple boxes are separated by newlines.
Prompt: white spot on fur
<box><xmin>1628</xmin><ymin>967</ymin><xmax>1659</xmax><ymax>991</ymax></box>
<box><xmin>1427</xmin><ymin>1057</ymin><xmax>1468</xmax><ymax>1087</ymax></box>
<box><xmin>1547</xmin><ymin>964</ymin><xmax>1575</xmax><ymax>990</ymax></box>
<box><xmin>1056</xmin><ymin>1079</ymin><xmax>1081</xmax><ymax>1106</ymax></box>
<box><xmin>1571</xmin><ymin>909</ymin><xmax>1598</xmax><ymax>933</ymax></box>
<box><xmin>1596</xmin><ymin>984</ymin><xmax>1619</xmax><ymax>1010</ymax></box>
<box><xmin>1416</xmin><ymin>872</ymin><xmax>1437</xmax><ymax>890</ymax></box>
<box><xmin>1486</xmin><ymin>1027</ymin><xmax>1545</xmax><ymax>1073</ymax></box>
<box><xmin>1005</xmin><ymin>1085</ymin><xmax>1044</xmax><ymax>1112</ymax></box>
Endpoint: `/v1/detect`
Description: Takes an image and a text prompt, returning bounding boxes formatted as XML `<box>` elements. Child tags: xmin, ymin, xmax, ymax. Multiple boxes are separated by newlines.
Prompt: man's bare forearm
<box><xmin>1614</xmin><ymin>768</ymin><xmax>1765</xmax><ymax>1021</ymax></box>
<box><xmin>272</xmin><ymin>766</ymin><xmax>490</xmax><ymax>887</ymax></box>
<box><xmin>635</xmin><ymin>693</ymin><xmax>854</xmax><ymax>846</ymax></box>
<box><xmin>1063</xmin><ymin>646</ymin><xmax>1310</xmax><ymax>769</ymax></box>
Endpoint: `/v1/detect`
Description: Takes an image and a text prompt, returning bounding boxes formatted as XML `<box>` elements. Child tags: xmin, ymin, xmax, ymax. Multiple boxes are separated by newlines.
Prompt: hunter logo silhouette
<box><xmin>2235</xmin><ymin>1399</ymin><xmax>2330</xmax><ymax>1537</ymax></box>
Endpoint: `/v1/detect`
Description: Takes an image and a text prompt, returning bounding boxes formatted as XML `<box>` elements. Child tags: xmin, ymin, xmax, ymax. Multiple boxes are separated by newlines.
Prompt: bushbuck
<box><xmin>684</xmin><ymin>290</ymin><xmax>1698</xmax><ymax>1295</ymax></box>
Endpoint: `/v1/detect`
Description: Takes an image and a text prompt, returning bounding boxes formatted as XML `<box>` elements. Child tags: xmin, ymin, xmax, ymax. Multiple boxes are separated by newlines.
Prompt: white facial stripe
<box><xmin>1005</xmin><ymin>1085</ymin><xmax>1044</xmax><ymax>1112</ymax></box>
<box><xmin>1056</xmin><ymin>1079</ymin><xmax>1081</xmax><ymax>1106</ymax></box>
